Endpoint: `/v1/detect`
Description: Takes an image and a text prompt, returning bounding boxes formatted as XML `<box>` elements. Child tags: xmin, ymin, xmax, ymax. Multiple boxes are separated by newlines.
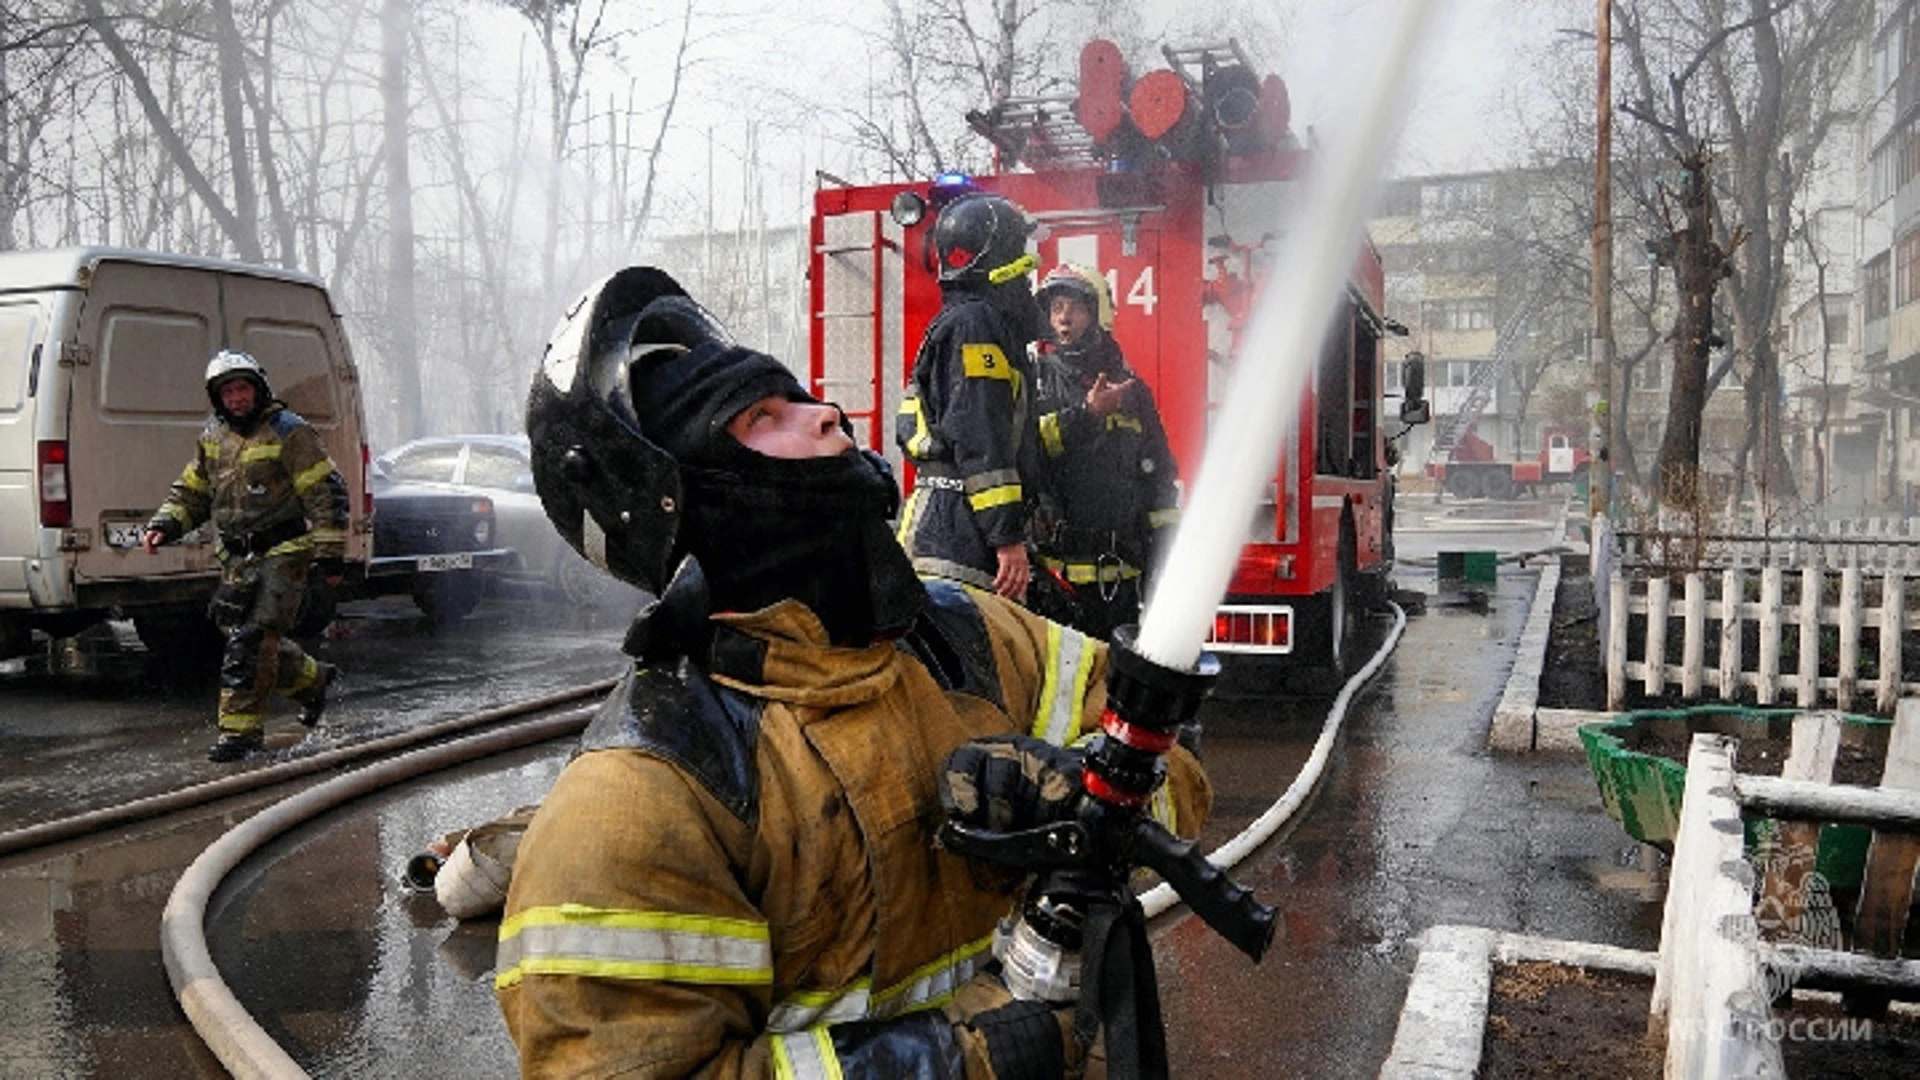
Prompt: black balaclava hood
<box><xmin>629</xmin><ymin>338</ymin><xmax>927</xmax><ymax>646</ymax></box>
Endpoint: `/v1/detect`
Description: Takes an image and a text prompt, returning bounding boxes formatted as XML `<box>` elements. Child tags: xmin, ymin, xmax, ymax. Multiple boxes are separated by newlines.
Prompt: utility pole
<box><xmin>1590</xmin><ymin>0</ymin><xmax>1616</xmax><ymax>520</ymax></box>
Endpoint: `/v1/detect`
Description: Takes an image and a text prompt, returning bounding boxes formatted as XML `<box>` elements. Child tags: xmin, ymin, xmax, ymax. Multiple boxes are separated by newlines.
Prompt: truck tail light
<box><xmin>361</xmin><ymin>443</ymin><xmax>374</xmax><ymax>516</ymax></box>
<box><xmin>1208</xmin><ymin>606</ymin><xmax>1293</xmax><ymax>653</ymax></box>
<box><xmin>38</xmin><ymin>440</ymin><xmax>72</xmax><ymax>527</ymax></box>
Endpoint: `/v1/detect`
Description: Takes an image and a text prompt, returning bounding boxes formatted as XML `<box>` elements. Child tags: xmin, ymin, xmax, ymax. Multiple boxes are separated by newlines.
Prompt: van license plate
<box><xmin>419</xmin><ymin>553</ymin><xmax>473</xmax><ymax>572</ymax></box>
<box><xmin>106</xmin><ymin>522</ymin><xmax>147</xmax><ymax>549</ymax></box>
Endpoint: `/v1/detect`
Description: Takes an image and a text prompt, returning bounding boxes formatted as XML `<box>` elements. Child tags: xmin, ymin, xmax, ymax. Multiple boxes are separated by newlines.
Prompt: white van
<box><xmin>0</xmin><ymin>247</ymin><xmax>372</xmax><ymax>664</ymax></box>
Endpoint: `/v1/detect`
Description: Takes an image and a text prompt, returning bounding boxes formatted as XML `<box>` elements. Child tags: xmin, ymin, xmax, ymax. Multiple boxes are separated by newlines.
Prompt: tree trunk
<box><xmin>382</xmin><ymin>0</ymin><xmax>422</xmax><ymax>439</ymax></box>
<box><xmin>1654</xmin><ymin>148</ymin><xmax>1727</xmax><ymax>512</ymax></box>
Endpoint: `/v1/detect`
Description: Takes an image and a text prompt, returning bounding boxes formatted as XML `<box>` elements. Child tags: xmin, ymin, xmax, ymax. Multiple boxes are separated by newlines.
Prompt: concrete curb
<box><xmin>1378</xmin><ymin>926</ymin><xmax>1657</xmax><ymax>1079</ymax></box>
<box><xmin>1490</xmin><ymin>557</ymin><xmax>1560</xmax><ymax>752</ymax></box>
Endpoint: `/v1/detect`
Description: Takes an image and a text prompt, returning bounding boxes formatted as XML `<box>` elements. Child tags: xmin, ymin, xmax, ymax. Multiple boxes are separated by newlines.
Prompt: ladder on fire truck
<box><xmin>1422</xmin><ymin>283</ymin><xmax>1552</xmax><ymax>469</ymax></box>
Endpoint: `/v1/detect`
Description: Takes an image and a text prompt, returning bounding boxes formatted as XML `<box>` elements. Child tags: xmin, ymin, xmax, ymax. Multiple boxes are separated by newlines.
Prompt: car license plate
<box><xmin>105</xmin><ymin>521</ymin><xmax>147</xmax><ymax>549</ymax></box>
<box><xmin>419</xmin><ymin>553</ymin><xmax>474</xmax><ymax>572</ymax></box>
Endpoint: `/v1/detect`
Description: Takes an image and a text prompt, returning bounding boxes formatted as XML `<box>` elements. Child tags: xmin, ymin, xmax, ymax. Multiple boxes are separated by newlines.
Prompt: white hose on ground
<box><xmin>1139</xmin><ymin>601</ymin><xmax>1407</xmax><ymax>919</ymax></box>
<box><xmin>161</xmin><ymin>707</ymin><xmax>593</xmax><ymax>1080</ymax></box>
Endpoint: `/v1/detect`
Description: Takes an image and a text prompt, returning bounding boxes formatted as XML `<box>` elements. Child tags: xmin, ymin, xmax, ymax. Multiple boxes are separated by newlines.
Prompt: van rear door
<box><xmin>66</xmin><ymin>260</ymin><xmax>225</xmax><ymax>587</ymax></box>
<box><xmin>222</xmin><ymin>270</ymin><xmax>370</xmax><ymax>565</ymax></box>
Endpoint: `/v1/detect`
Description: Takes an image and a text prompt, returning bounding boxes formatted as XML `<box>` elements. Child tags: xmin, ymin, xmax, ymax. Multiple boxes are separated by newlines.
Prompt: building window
<box><xmin>1897</xmin><ymin>229</ymin><xmax>1920</xmax><ymax>308</ymax></box>
<box><xmin>1866</xmin><ymin>252</ymin><xmax>1891</xmax><ymax>322</ymax></box>
<box><xmin>1420</xmin><ymin>298</ymin><xmax>1495</xmax><ymax>331</ymax></box>
<box><xmin>1386</xmin><ymin>360</ymin><xmax>1404</xmax><ymax>391</ymax></box>
<box><xmin>1446</xmin><ymin>360</ymin><xmax>1479</xmax><ymax>387</ymax></box>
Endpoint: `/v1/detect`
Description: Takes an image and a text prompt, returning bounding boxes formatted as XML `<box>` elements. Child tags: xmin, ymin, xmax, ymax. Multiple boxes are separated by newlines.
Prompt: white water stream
<box><xmin>1133</xmin><ymin>3</ymin><xmax>1443</xmax><ymax>671</ymax></box>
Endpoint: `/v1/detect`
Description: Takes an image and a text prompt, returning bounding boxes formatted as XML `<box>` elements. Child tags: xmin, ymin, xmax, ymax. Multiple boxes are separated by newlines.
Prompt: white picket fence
<box><xmin>1615</xmin><ymin>516</ymin><xmax>1920</xmax><ymax>573</ymax></box>
<box><xmin>1605</xmin><ymin>560</ymin><xmax>1920</xmax><ymax>714</ymax></box>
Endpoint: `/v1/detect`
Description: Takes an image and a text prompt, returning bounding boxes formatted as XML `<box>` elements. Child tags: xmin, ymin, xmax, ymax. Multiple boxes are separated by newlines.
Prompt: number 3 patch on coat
<box><xmin>961</xmin><ymin>344</ymin><xmax>1012</xmax><ymax>381</ymax></box>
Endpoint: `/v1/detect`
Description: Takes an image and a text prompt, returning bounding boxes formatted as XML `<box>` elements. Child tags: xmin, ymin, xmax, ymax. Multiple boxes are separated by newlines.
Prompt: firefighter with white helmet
<box><xmin>1029</xmin><ymin>264</ymin><xmax>1181</xmax><ymax>640</ymax></box>
<box><xmin>491</xmin><ymin>265</ymin><xmax>1211</xmax><ymax>1076</ymax></box>
<box><xmin>142</xmin><ymin>349</ymin><xmax>348</xmax><ymax>762</ymax></box>
<box><xmin>896</xmin><ymin>191</ymin><xmax>1046</xmax><ymax>601</ymax></box>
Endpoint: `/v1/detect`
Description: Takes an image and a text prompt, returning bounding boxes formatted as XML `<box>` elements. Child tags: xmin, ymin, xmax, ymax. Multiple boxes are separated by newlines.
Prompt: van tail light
<box><xmin>38</xmin><ymin>440</ymin><xmax>72</xmax><ymax>528</ymax></box>
<box><xmin>361</xmin><ymin>443</ymin><xmax>374</xmax><ymax>516</ymax></box>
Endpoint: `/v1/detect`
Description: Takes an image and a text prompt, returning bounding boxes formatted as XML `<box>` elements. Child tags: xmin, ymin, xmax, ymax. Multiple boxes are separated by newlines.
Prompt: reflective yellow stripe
<box><xmin>292</xmin><ymin>459</ymin><xmax>335</xmax><ymax>493</ymax></box>
<box><xmin>894</xmin><ymin>489</ymin><xmax>921</xmax><ymax>546</ymax></box>
<box><xmin>200</xmin><ymin>439</ymin><xmax>221</xmax><ymax>456</ymax></box>
<box><xmin>771</xmin><ymin>1028</ymin><xmax>842</xmax><ymax>1080</ymax></box>
<box><xmin>162</xmin><ymin>503</ymin><xmax>194</xmax><ymax>527</ymax></box>
<box><xmin>287</xmin><ymin>656</ymin><xmax>320</xmax><ymax>693</ymax></box>
<box><xmin>494</xmin><ymin>904</ymin><xmax>772</xmax><ymax>991</ymax></box>
<box><xmin>1149</xmin><ymin>779</ymin><xmax>1178</xmax><ymax>835</ymax></box>
<box><xmin>986</xmin><ymin>253</ymin><xmax>1036</xmax><ymax>286</ymax></box>
<box><xmin>967</xmin><ymin>484</ymin><xmax>1022</xmax><ymax>512</ymax></box>
<box><xmin>869</xmin><ymin>933</ymin><xmax>994</xmax><ymax>1015</ymax></box>
<box><xmin>1031</xmin><ymin>622</ymin><xmax>1092</xmax><ymax>746</ymax></box>
<box><xmin>899</xmin><ymin>397</ymin><xmax>933</xmax><ymax>458</ymax></box>
<box><xmin>241</xmin><ymin>444</ymin><xmax>283</xmax><ymax>463</ymax></box>
<box><xmin>961</xmin><ymin>344</ymin><xmax>1012</xmax><ymax>381</ymax></box>
<box><xmin>769</xmin><ymin>981</ymin><xmax>875</xmax><ymax>1033</ymax></box>
<box><xmin>1149</xmin><ymin>508</ymin><xmax>1180</xmax><ymax>528</ymax></box>
<box><xmin>1104</xmin><ymin>413</ymin><xmax>1143</xmax><ymax>434</ymax></box>
<box><xmin>264</xmin><ymin>534</ymin><xmax>314</xmax><ymax>558</ymax></box>
<box><xmin>180</xmin><ymin>465</ymin><xmax>211</xmax><ymax>494</ymax></box>
<box><xmin>308</xmin><ymin>527</ymin><xmax>346</xmax><ymax>546</ymax></box>
<box><xmin>1038</xmin><ymin>412</ymin><xmax>1065</xmax><ymax>458</ymax></box>
<box><xmin>1040</xmin><ymin>556</ymin><xmax>1140</xmax><ymax>585</ymax></box>
<box><xmin>218</xmin><ymin>712</ymin><xmax>265</xmax><ymax>734</ymax></box>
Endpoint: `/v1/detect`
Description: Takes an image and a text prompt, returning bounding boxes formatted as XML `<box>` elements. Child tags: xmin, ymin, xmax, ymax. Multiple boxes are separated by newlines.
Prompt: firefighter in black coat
<box><xmin>895</xmin><ymin>192</ymin><xmax>1043</xmax><ymax>601</ymax></box>
<box><xmin>1029</xmin><ymin>264</ymin><xmax>1181</xmax><ymax>641</ymax></box>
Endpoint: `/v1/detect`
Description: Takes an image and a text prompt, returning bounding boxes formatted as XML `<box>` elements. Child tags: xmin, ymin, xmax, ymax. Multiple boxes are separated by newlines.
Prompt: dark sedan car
<box><xmin>358</xmin><ymin>464</ymin><xmax>518</xmax><ymax>623</ymax></box>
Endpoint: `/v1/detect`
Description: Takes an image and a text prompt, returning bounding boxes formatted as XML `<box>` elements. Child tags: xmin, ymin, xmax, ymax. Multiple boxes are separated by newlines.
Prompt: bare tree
<box><xmin>1616</xmin><ymin>0</ymin><xmax>1871</xmax><ymax>516</ymax></box>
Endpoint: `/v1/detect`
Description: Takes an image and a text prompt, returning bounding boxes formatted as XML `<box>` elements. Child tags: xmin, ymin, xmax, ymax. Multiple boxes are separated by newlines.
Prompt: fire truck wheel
<box><xmin>1484</xmin><ymin>472</ymin><xmax>1516</xmax><ymax>500</ymax></box>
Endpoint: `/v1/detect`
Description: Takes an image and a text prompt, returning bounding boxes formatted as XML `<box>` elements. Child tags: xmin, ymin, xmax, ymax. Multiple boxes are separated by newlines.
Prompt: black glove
<box><xmin>940</xmin><ymin>734</ymin><xmax>1084</xmax><ymax>835</ymax></box>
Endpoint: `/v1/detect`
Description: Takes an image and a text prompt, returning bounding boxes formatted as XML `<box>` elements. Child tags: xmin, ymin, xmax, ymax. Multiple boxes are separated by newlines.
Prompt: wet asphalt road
<box><xmin>0</xmin><ymin>495</ymin><xmax>1659</xmax><ymax>1079</ymax></box>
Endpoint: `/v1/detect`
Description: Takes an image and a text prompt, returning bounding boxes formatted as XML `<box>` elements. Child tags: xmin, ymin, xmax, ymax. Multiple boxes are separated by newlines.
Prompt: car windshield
<box><xmin>465</xmin><ymin>444</ymin><xmax>528</xmax><ymax>490</ymax></box>
<box><xmin>384</xmin><ymin>444</ymin><xmax>462</xmax><ymax>484</ymax></box>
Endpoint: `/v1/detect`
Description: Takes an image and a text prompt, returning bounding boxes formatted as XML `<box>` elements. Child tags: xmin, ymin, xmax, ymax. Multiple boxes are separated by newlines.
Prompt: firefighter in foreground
<box><xmin>499</xmin><ymin>266</ymin><xmax>1210</xmax><ymax>1076</ymax></box>
<box><xmin>142</xmin><ymin>350</ymin><xmax>346</xmax><ymax>761</ymax></box>
<box><xmin>896</xmin><ymin>191</ymin><xmax>1043</xmax><ymax>601</ymax></box>
<box><xmin>1029</xmin><ymin>264</ymin><xmax>1181</xmax><ymax>641</ymax></box>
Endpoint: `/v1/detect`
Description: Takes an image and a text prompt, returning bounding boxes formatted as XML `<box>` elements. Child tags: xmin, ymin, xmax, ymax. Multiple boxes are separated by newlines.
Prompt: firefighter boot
<box><xmin>207</xmin><ymin>730</ymin><xmax>265</xmax><ymax>763</ymax></box>
<box><xmin>296</xmin><ymin>662</ymin><xmax>338</xmax><ymax>727</ymax></box>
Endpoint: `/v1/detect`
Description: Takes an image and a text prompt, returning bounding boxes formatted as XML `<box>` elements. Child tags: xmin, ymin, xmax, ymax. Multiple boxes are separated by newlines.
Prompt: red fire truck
<box><xmin>808</xmin><ymin>40</ymin><xmax>1428</xmax><ymax>679</ymax></box>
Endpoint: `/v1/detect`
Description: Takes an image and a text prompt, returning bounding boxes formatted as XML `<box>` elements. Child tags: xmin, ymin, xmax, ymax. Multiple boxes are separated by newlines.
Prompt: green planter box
<box><xmin>1579</xmin><ymin>706</ymin><xmax>1891</xmax><ymax>889</ymax></box>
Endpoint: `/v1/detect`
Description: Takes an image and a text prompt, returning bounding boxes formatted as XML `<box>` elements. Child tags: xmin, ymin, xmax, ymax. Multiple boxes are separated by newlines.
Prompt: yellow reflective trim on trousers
<box><xmin>1104</xmin><ymin>413</ymin><xmax>1143</xmax><ymax>434</ymax></box>
<box><xmin>1030</xmin><ymin>623</ymin><xmax>1091</xmax><ymax>747</ymax></box>
<box><xmin>967</xmin><ymin>484</ymin><xmax>1022</xmax><ymax>512</ymax></box>
<box><xmin>772</xmin><ymin>1028</ymin><xmax>843</xmax><ymax>1080</ymax></box>
<box><xmin>218</xmin><ymin>712</ymin><xmax>265</xmax><ymax>734</ymax></box>
<box><xmin>241</xmin><ymin>444</ymin><xmax>283</xmax><ymax>463</ymax></box>
<box><xmin>292</xmin><ymin>459</ymin><xmax>336</xmax><ymax>493</ymax></box>
<box><xmin>869</xmin><ymin>932</ymin><xmax>994</xmax><ymax>1015</ymax></box>
<box><xmin>899</xmin><ymin>396</ymin><xmax>933</xmax><ymax>458</ymax></box>
<box><xmin>494</xmin><ymin>903</ymin><xmax>772</xmax><ymax>991</ymax></box>
<box><xmin>1038</xmin><ymin>412</ymin><xmax>1065</xmax><ymax>458</ymax></box>
<box><xmin>179</xmin><ymin>465</ymin><xmax>211</xmax><ymax>494</ymax></box>
<box><xmin>287</xmin><ymin>655</ymin><xmax>320</xmax><ymax>693</ymax></box>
